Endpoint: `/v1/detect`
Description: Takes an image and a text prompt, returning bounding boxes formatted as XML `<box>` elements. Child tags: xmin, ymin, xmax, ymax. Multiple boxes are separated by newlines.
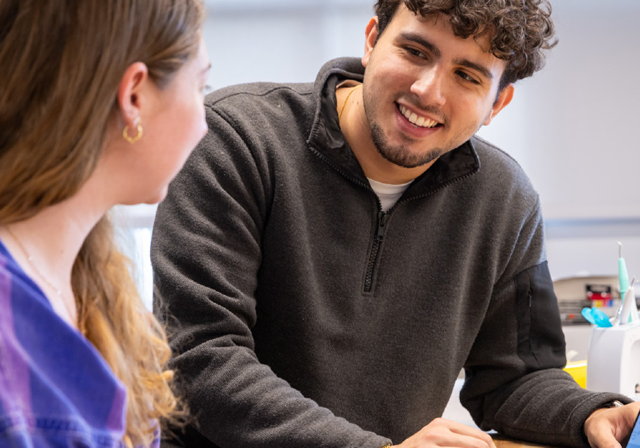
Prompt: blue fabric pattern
<box><xmin>0</xmin><ymin>239</ymin><xmax>130</xmax><ymax>447</ymax></box>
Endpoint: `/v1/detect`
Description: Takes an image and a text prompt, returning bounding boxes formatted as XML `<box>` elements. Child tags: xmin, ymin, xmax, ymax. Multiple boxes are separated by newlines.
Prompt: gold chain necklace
<box><xmin>338</xmin><ymin>84</ymin><xmax>362</xmax><ymax>120</ymax></box>
<box><xmin>5</xmin><ymin>225</ymin><xmax>76</xmax><ymax>324</ymax></box>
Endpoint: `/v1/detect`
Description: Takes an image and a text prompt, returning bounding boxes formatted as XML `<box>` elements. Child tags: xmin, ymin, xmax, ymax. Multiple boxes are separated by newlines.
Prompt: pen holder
<box><xmin>586</xmin><ymin>321</ymin><xmax>640</xmax><ymax>399</ymax></box>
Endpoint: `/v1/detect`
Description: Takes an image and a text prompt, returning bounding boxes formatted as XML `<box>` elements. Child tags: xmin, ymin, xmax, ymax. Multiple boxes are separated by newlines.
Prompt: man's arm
<box><xmin>460</xmin><ymin>200</ymin><xmax>632</xmax><ymax>448</ymax></box>
<box><xmin>151</xmin><ymin>106</ymin><xmax>391</xmax><ymax>448</ymax></box>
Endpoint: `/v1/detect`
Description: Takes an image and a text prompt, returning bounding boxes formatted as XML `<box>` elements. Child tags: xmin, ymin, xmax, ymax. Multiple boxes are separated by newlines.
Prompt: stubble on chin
<box><xmin>369</xmin><ymin>122</ymin><xmax>447</xmax><ymax>169</ymax></box>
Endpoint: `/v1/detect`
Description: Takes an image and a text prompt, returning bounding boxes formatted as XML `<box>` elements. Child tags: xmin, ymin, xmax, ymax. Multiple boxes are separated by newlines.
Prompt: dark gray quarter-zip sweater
<box><xmin>151</xmin><ymin>58</ymin><xmax>629</xmax><ymax>448</ymax></box>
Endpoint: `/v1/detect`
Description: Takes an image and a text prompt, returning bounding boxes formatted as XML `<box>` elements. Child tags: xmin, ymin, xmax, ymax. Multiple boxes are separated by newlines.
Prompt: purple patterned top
<box><xmin>0</xmin><ymin>238</ymin><xmax>131</xmax><ymax>447</ymax></box>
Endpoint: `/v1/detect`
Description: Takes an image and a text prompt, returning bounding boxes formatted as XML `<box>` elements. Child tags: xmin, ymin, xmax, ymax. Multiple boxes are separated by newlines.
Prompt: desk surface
<box><xmin>494</xmin><ymin>435</ymin><xmax>554</xmax><ymax>448</ymax></box>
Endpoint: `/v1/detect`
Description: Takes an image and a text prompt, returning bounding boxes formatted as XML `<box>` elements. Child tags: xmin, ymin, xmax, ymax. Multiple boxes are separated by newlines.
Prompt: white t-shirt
<box><xmin>367</xmin><ymin>178</ymin><xmax>414</xmax><ymax>212</ymax></box>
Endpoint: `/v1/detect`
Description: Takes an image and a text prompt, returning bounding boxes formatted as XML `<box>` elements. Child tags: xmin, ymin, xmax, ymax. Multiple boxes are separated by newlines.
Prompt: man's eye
<box><xmin>406</xmin><ymin>47</ymin><xmax>426</xmax><ymax>59</ymax></box>
<box><xmin>456</xmin><ymin>71</ymin><xmax>479</xmax><ymax>84</ymax></box>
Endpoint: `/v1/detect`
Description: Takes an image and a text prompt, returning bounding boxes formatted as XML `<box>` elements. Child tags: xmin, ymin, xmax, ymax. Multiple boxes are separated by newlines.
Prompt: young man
<box><xmin>152</xmin><ymin>1</ymin><xmax>639</xmax><ymax>447</ymax></box>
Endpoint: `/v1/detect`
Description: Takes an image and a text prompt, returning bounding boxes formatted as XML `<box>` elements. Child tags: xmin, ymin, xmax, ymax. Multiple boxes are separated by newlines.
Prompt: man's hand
<box><xmin>584</xmin><ymin>401</ymin><xmax>640</xmax><ymax>448</ymax></box>
<box><xmin>392</xmin><ymin>418</ymin><xmax>496</xmax><ymax>448</ymax></box>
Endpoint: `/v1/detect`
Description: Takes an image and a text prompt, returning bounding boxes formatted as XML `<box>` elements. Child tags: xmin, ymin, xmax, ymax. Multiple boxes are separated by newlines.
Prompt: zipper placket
<box><xmin>308</xmin><ymin>142</ymin><xmax>479</xmax><ymax>295</ymax></box>
<box><xmin>360</xmin><ymin>169</ymin><xmax>478</xmax><ymax>294</ymax></box>
<box><xmin>363</xmin><ymin>211</ymin><xmax>389</xmax><ymax>292</ymax></box>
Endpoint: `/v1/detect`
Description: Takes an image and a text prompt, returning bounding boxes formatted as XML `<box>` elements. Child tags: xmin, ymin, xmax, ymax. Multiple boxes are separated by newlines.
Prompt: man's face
<box><xmin>361</xmin><ymin>5</ymin><xmax>514</xmax><ymax>169</ymax></box>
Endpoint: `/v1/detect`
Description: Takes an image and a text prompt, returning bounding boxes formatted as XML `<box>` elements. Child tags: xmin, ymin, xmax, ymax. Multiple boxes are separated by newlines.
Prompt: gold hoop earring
<box><xmin>123</xmin><ymin>118</ymin><xmax>143</xmax><ymax>144</ymax></box>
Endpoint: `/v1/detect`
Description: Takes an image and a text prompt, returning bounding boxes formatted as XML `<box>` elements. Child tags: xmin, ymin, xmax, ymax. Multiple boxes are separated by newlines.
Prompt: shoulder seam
<box><xmin>202</xmin><ymin>104</ymin><xmax>274</xmax><ymax>196</ymax></box>
<box><xmin>205</xmin><ymin>85</ymin><xmax>313</xmax><ymax>111</ymax></box>
<box><xmin>472</xmin><ymin>135</ymin><xmax>521</xmax><ymax>167</ymax></box>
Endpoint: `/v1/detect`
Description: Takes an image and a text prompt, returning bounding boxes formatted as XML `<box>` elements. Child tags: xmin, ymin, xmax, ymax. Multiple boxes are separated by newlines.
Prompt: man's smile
<box><xmin>397</xmin><ymin>103</ymin><xmax>442</xmax><ymax>129</ymax></box>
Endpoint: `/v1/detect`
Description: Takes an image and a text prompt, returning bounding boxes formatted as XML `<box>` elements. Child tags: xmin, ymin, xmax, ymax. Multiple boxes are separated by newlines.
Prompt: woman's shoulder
<box><xmin>0</xmin><ymin>239</ymin><xmax>128</xmax><ymax>447</ymax></box>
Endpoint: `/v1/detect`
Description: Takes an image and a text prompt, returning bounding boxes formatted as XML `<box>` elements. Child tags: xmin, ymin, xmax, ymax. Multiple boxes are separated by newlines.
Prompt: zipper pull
<box><xmin>376</xmin><ymin>211</ymin><xmax>388</xmax><ymax>239</ymax></box>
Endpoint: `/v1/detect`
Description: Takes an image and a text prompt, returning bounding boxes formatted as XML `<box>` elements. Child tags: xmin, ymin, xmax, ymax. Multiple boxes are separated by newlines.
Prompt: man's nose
<box><xmin>410</xmin><ymin>67</ymin><xmax>446</xmax><ymax>107</ymax></box>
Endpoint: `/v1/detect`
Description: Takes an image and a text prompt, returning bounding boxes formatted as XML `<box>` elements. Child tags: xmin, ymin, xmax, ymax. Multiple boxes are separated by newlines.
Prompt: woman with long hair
<box><xmin>0</xmin><ymin>0</ymin><xmax>209</xmax><ymax>446</ymax></box>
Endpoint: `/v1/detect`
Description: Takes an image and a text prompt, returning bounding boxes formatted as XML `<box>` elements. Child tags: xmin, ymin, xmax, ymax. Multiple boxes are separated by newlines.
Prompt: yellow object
<box><xmin>564</xmin><ymin>360</ymin><xmax>587</xmax><ymax>388</ymax></box>
<box><xmin>122</xmin><ymin>117</ymin><xmax>143</xmax><ymax>144</ymax></box>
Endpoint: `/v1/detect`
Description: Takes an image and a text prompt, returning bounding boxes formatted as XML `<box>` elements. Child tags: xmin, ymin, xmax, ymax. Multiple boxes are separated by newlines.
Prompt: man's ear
<box><xmin>116</xmin><ymin>62</ymin><xmax>149</xmax><ymax>127</ymax></box>
<box><xmin>484</xmin><ymin>84</ymin><xmax>514</xmax><ymax>126</ymax></box>
<box><xmin>362</xmin><ymin>17</ymin><xmax>380</xmax><ymax>68</ymax></box>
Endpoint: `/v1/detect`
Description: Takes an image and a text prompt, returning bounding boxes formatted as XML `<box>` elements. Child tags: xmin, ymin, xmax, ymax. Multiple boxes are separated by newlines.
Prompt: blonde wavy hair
<box><xmin>0</xmin><ymin>0</ymin><xmax>204</xmax><ymax>445</ymax></box>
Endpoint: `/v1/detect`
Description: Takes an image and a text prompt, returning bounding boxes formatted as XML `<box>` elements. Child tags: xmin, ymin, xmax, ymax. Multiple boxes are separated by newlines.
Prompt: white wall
<box><xmin>201</xmin><ymin>1</ymin><xmax>375</xmax><ymax>89</ymax></box>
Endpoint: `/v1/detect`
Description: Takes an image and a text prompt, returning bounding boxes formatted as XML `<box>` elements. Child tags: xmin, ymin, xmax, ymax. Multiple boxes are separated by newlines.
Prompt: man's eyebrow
<box><xmin>397</xmin><ymin>31</ymin><xmax>441</xmax><ymax>59</ymax></box>
<box><xmin>454</xmin><ymin>58</ymin><xmax>493</xmax><ymax>81</ymax></box>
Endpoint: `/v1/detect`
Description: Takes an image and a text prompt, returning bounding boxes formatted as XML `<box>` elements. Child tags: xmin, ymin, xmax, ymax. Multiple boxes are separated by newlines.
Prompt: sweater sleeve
<box><xmin>151</xmin><ymin>106</ymin><xmax>391</xmax><ymax>448</ymax></box>
<box><xmin>460</xmin><ymin>199</ymin><xmax>631</xmax><ymax>448</ymax></box>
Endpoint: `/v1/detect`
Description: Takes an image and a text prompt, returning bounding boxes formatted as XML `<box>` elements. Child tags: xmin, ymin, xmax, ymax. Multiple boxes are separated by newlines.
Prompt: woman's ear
<box><xmin>117</xmin><ymin>62</ymin><xmax>149</xmax><ymax>127</ymax></box>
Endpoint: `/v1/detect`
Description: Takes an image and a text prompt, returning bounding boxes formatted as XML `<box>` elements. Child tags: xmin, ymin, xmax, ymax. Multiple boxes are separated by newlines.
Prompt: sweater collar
<box><xmin>306</xmin><ymin>57</ymin><xmax>481</xmax><ymax>199</ymax></box>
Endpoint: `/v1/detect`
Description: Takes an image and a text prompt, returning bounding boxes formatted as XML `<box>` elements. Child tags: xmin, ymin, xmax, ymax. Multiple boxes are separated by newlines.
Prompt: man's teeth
<box><xmin>398</xmin><ymin>104</ymin><xmax>439</xmax><ymax>128</ymax></box>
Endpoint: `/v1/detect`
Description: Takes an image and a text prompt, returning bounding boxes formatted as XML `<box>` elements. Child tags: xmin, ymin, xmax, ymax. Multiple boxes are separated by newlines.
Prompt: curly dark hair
<box><xmin>374</xmin><ymin>0</ymin><xmax>557</xmax><ymax>90</ymax></box>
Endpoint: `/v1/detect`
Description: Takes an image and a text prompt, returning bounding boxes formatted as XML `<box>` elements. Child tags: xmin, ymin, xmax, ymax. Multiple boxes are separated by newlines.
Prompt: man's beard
<box><xmin>363</xmin><ymin>82</ymin><xmax>449</xmax><ymax>169</ymax></box>
<box><xmin>369</xmin><ymin>122</ymin><xmax>447</xmax><ymax>169</ymax></box>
